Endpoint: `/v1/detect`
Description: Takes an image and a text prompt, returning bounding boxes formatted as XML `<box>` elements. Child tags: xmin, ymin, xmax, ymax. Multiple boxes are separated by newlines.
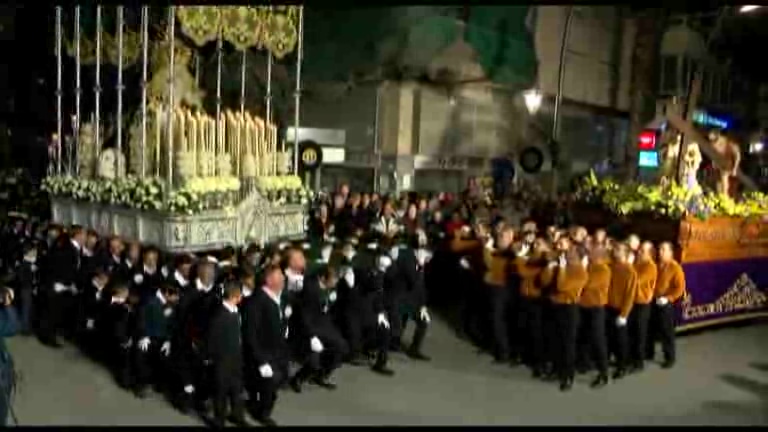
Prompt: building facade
<box><xmin>299</xmin><ymin>6</ymin><xmax>637</xmax><ymax>194</ymax></box>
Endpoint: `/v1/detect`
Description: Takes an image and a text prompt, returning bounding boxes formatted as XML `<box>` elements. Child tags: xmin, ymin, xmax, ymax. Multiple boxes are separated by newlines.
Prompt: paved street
<box><xmin>6</xmin><ymin>316</ymin><xmax>768</xmax><ymax>426</ymax></box>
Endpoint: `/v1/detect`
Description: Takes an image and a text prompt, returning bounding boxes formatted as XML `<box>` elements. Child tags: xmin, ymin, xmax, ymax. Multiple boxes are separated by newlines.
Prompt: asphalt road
<box><xmin>6</xmin><ymin>317</ymin><xmax>768</xmax><ymax>426</ymax></box>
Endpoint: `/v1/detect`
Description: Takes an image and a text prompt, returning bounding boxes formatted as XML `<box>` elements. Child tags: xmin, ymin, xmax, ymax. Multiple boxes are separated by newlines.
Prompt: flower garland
<box><xmin>576</xmin><ymin>171</ymin><xmax>768</xmax><ymax>220</ymax></box>
<box><xmin>41</xmin><ymin>175</ymin><xmax>242</xmax><ymax>216</ymax></box>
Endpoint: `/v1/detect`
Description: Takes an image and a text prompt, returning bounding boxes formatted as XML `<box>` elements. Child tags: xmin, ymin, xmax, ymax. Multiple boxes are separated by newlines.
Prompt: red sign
<box><xmin>638</xmin><ymin>130</ymin><xmax>657</xmax><ymax>150</ymax></box>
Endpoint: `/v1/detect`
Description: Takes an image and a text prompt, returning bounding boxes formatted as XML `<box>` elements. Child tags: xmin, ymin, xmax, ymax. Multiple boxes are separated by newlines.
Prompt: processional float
<box><xmin>45</xmin><ymin>6</ymin><xmax>309</xmax><ymax>251</ymax></box>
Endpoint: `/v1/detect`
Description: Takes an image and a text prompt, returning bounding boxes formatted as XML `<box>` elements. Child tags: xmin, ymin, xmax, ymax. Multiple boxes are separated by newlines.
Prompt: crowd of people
<box><xmin>0</xmin><ymin>179</ymin><xmax>687</xmax><ymax>427</ymax></box>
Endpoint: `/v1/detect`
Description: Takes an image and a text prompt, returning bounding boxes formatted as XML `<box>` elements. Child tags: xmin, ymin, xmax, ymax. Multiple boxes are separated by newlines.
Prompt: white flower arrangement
<box><xmin>256</xmin><ymin>175</ymin><xmax>304</xmax><ymax>193</ymax></box>
<box><xmin>186</xmin><ymin>176</ymin><xmax>241</xmax><ymax>194</ymax></box>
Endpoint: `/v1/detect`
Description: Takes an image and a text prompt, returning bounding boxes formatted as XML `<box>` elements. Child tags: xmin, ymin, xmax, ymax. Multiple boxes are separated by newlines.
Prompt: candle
<box><xmin>155</xmin><ymin>106</ymin><xmax>161</xmax><ymax>177</ymax></box>
<box><xmin>189</xmin><ymin>114</ymin><xmax>197</xmax><ymax>178</ymax></box>
<box><xmin>178</xmin><ymin>110</ymin><xmax>186</xmax><ymax>153</ymax></box>
<box><xmin>209</xmin><ymin>118</ymin><xmax>215</xmax><ymax>175</ymax></box>
<box><xmin>219</xmin><ymin>116</ymin><xmax>225</xmax><ymax>157</ymax></box>
<box><xmin>272</xmin><ymin>125</ymin><xmax>277</xmax><ymax>175</ymax></box>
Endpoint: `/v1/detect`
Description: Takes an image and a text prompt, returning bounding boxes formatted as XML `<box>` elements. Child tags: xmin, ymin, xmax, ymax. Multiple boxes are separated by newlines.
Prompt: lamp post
<box><xmin>522</xmin><ymin>9</ymin><xmax>574</xmax><ymax>200</ymax></box>
<box><xmin>523</xmin><ymin>89</ymin><xmax>543</xmax><ymax>115</ymax></box>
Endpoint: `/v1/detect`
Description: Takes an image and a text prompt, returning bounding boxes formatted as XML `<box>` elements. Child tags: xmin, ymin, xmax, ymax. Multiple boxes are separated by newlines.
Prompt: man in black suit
<box><xmin>336</xmin><ymin>242</ymin><xmax>394</xmax><ymax>376</ymax></box>
<box><xmin>241</xmin><ymin>265</ymin><xmax>290</xmax><ymax>427</ymax></box>
<box><xmin>14</xmin><ymin>242</ymin><xmax>39</xmax><ymax>336</ymax></box>
<box><xmin>98</xmin><ymin>236</ymin><xmax>125</xmax><ymax>276</ymax></box>
<box><xmin>290</xmin><ymin>265</ymin><xmax>349</xmax><ymax>392</ymax></box>
<box><xmin>98</xmin><ymin>283</ymin><xmax>134</xmax><ymax>389</ymax></box>
<box><xmin>216</xmin><ymin>246</ymin><xmax>237</xmax><ymax>286</ymax></box>
<box><xmin>172</xmin><ymin>260</ymin><xmax>219</xmax><ymax>414</ymax></box>
<box><xmin>39</xmin><ymin>225</ymin><xmax>84</xmax><ymax>347</ymax></box>
<box><xmin>205</xmin><ymin>281</ymin><xmax>248</xmax><ymax>428</ymax></box>
<box><xmin>390</xmin><ymin>242</ymin><xmax>432</xmax><ymax>361</ymax></box>
<box><xmin>132</xmin><ymin>284</ymin><xmax>180</xmax><ymax>399</ymax></box>
<box><xmin>130</xmin><ymin>247</ymin><xmax>164</xmax><ymax>303</ymax></box>
<box><xmin>79</xmin><ymin>268</ymin><xmax>110</xmax><ymax>358</ymax></box>
<box><xmin>168</xmin><ymin>254</ymin><xmax>194</xmax><ymax>295</ymax></box>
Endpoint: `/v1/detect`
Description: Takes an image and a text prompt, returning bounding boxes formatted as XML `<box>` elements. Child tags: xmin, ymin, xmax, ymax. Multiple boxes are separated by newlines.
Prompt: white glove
<box><xmin>616</xmin><ymin>317</ymin><xmax>627</xmax><ymax>327</ymax></box>
<box><xmin>138</xmin><ymin>337</ymin><xmax>150</xmax><ymax>352</ymax></box>
<box><xmin>163</xmin><ymin>307</ymin><xmax>173</xmax><ymax>317</ymax></box>
<box><xmin>310</xmin><ymin>336</ymin><xmax>324</xmax><ymax>353</ymax></box>
<box><xmin>328</xmin><ymin>291</ymin><xmax>338</xmax><ymax>303</ymax></box>
<box><xmin>581</xmin><ymin>256</ymin><xmax>589</xmax><ymax>268</ymax></box>
<box><xmin>420</xmin><ymin>306</ymin><xmax>431</xmax><ymax>323</ymax></box>
<box><xmin>416</xmin><ymin>249</ymin><xmax>431</xmax><ymax>266</ymax></box>
<box><xmin>284</xmin><ymin>305</ymin><xmax>293</xmax><ymax>319</ymax></box>
<box><xmin>517</xmin><ymin>244</ymin><xmax>530</xmax><ymax>258</ymax></box>
<box><xmin>389</xmin><ymin>247</ymin><xmax>400</xmax><ymax>261</ymax></box>
<box><xmin>320</xmin><ymin>247</ymin><xmax>333</xmax><ymax>263</ymax></box>
<box><xmin>656</xmin><ymin>297</ymin><xmax>669</xmax><ymax>306</ymax></box>
<box><xmin>86</xmin><ymin>319</ymin><xmax>95</xmax><ymax>330</ymax></box>
<box><xmin>548</xmin><ymin>261</ymin><xmax>558</xmax><ymax>269</ymax></box>
<box><xmin>161</xmin><ymin>341</ymin><xmax>171</xmax><ymax>356</ymax></box>
<box><xmin>121</xmin><ymin>338</ymin><xmax>133</xmax><ymax>349</ymax></box>
<box><xmin>133</xmin><ymin>274</ymin><xmax>144</xmax><ymax>285</ymax></box>
<box><xmin>484</xmin><ymin>239</ymin><xmax>494</xmax><ymax>250</ymax></box>
<box><xmin>183</xmin><ymin>385</ymin><xmax>195</xmax><ymax>394</ymax></box>
<box><xmin>161</xmin><ymin>266</ymin><xmax>169</xmax><ymax>278</ymax></box>
<box><xmin>343</xmin><ymin>268</ymin><xmax>355</xmax><ymax>288</ymax></box>
<box><xmin>259</xmin><ymin>363</ymin><xmax>274</xmax><ymax>378</ymax></box>
<box><xmin>459</xmin><ymin>257</ymin><xmax>470</xmax><ymax>269</ymax></box>
<box><xmin>377</xmin><ymin>313</ymin><xmax>390</xmax><ymax>329</ymax></box>
<box><xmin>377</xmin><ymin>255</ymin><xmax>393</xmax><ymax>273</ymax></box>
<box><xmin>53</xmin><ymin>283</ymin><xmax>68</xmax><ymax>293</ymax></box>
<box><xmin>558</xmin><ymin>255</ymin><xmax>567</xmax><ymax>268</ymax></box>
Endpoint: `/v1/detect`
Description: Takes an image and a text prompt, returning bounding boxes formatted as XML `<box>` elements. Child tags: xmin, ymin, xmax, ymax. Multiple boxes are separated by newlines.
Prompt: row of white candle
<box><xmin>151</xmin><ymin>105</ymin><xmax>280</xmax><ymax>179</ymax></box>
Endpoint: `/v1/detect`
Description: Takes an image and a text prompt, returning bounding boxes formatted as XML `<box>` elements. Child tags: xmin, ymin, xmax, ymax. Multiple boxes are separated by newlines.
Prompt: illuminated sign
<box><xmin>692</xmin><ymin>110</ymin><xmax>729</xmax><ymax>129</ymax></box>
<box><xmin>638</xmin><ymin>130</ymin><xmax>657</xmax><ymax>150</ymax></box>
<box><xmin>299</xmin><ymin>141</ymin><xmax>323</xmax><ymax>171</ymax></box>
<box><xmin>638</xmin><ymin>151</ymin><xmax>659</xmax><ymax>168</ymax></box>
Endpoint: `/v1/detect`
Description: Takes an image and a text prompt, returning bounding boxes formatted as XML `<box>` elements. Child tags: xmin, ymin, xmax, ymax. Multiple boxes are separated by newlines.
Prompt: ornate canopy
<box><xmin>176</xmin><ymin>5</ymin><xmax>301</xmax><ymax>58</ymax></box>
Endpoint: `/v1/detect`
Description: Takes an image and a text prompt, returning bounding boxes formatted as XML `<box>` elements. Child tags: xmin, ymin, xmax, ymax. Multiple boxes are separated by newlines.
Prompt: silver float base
<box><xmin>50</xmin><ymin>193</ymin><xmax>307</xmax><ymax>252</ymax></box>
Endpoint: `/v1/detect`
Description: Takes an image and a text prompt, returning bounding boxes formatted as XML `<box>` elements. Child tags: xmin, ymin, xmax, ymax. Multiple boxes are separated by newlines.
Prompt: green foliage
<box><xmin>465</xmin><ymin>6</ymin><xmax>537</xmax><ymax>88</ymax></box>
<box><xmin>576</xmin><ymin>170</ymin><xmax>768</xmax><ymax>220</ymax></box>
<box><xmin>301</xmin><ymin>6</ymin><xmax>537</xmax><ymax>88</ymax></box>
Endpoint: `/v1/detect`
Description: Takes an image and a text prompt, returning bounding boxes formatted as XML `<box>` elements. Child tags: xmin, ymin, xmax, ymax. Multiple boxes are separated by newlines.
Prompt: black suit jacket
<box><xmin>205</xmin><ymin>304</ymin><xmax>243</xmax><ymax>382</ymax></box>
<box><xmin>45</xmin><ymin>239</ymin><xmax>81</xmax><ymax>288</ymax></box>
<box><xmin>135</xmin><ymin>294</ymin><xmax>176</xmax><ymax>341</ymax></box>
<box><xmin>241</xmin><ymin>288</ymin><xmax>290</xmax><ymax>371</ymax></box>
<box><xmin>296</xmin><ymin>276</ymin><xmax>335</xmax><ymax>339</ymax></box>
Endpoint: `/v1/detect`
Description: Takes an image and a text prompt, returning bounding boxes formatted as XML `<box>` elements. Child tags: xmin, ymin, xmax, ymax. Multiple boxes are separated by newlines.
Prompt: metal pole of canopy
<box><xmin>116</xmin><ymin>6</ymin><xmax>125</xmax><ymax>177</ymax></box>
<box><xmin>55</xmin><ymin>6</ymin><xmax>62</xmax><ymax>176</ymax></box>
<box><xmin>216</xmin><ymin>29</ymin><xmax>223</xmax><ymax>170</ymax></box>
<box><xmin>292</xmin><ymin>6</ymin><xmax>304</xmax><ymax>174</ymax></box>
<box><xmin>240</xmin><ymin>50</ymin><xmax>247</xmax><ymax>115</ymax></box>
<box><xmin>74</xmin><ymin>6</ymin><xmax>81</xmax><ymax>176</ymax></box>
<box><xmin>140</xmin><ymin>6</ymin><xmax>149</xmax><ymax>178</ymax></box>
<box><xmin>550</xmin><ymin>6</ymin><xmax>574</xmax><ymax>198</ymax></box>
<box><xmin>265</xmin><ymin>52</ymin><xmax>273</xmax><ymax>174</ymax></box>
<box><xmin>265</xmin><ymin>53</ymin><xmax>273</xmax><ymax>127</ymax></box>
<box><xmin>166</xmin><ymin>6</ymin><xmax>176</xmax><ymax>189</ymax></box>
<box><xmin>95</xmin><ymin>7</ymin><xmax>102</xmax><ymax>166</ymax></box>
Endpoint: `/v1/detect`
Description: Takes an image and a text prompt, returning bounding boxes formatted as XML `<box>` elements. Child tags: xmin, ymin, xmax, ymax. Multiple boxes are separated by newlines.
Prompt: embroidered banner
<box><xmin>675</xmin><ymin>257</ymin><xmax>768</xmax><ymax>331</ymax></box>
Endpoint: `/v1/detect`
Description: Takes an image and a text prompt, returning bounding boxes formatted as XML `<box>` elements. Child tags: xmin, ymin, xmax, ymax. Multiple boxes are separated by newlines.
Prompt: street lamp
<box><xmin>523</xmin><ymin>89</ymin><xmax>543</xmax><ymax>115</ymax></box>
<box><xmin>739</xmin><ymin>5</ymin><xmax>761</xmax><ymax>13</ymax></box>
